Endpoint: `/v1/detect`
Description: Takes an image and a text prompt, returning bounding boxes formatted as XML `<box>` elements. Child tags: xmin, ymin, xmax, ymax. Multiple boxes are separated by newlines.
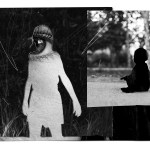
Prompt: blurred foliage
<box><xmin>87</xmin><ymin>10</ymin><xmax>145</xmax><ymax>67</ymax></box>
<box><xmin>87</xmin><ymin>11</ymin><xmax>126</xmax><ymax>52</ymax></box>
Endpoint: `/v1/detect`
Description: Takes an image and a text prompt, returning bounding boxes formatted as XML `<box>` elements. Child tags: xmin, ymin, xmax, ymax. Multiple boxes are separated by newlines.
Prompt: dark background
<box><xmin>0</xmin><ymin>8</ymin><xmax>88</xmax><ymax>137</ymax></box>
<box><xmin>113</xmin><ymin>106</ymin><xmax>150</xmax><ymax>140</ymax></box>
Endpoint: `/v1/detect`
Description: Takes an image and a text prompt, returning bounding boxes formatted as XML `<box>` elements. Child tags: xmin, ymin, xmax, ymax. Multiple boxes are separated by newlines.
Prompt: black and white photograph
<box><xmin>1</xmin><ymin>2</ymin><xmax>150</xmax><ymax>149</ymax></box>
<box><xmin>87</xmin><ymin>10</ymin><xmax>150</xmax><ymax>140</ymax></box>
<box><xmin>0</xmin><ymin>8</ymin><xmax>89</xmax><ymax>141</ymax></box>
<box><xmin>0</xmin><ymin>7</ymin><xmax>114</xmax><ymax>141</ymax></box>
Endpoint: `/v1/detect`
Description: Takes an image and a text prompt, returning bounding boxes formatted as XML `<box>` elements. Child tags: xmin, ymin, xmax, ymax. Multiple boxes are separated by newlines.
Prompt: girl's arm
<box><xmin>22</xmin><ymin>79</ymin><xmax>32</xmax><ymax>116</ymax></box>
<box><xmin>57</xmin><ymin>56</ymin><xmax>81</xmax><ymax>117</ymax></box>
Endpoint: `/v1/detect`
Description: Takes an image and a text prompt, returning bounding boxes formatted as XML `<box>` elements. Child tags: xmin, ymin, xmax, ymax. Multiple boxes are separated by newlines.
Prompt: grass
<box><xmin>0</xmin><ymin>57</ymin><xmax>112</xmax><ymax>140</ymax></box>
<box><xmin>0</xmin><ymin>100</ymin><xmax>112</xmax><ymax>139</ymax></box>
<box><xmin>87</xmin><ymin>68</ymin><xmax>132</xmax><ymax>80</ymax></box>
<box><xmin>0</xmin><ymin>74</ymin><xmax>112</xmax><ymax>139</ymax></box>
<box><xmin>0</xmin><ymin>61</ymin><xmax>111</xmax><ymax>140</ymax></box>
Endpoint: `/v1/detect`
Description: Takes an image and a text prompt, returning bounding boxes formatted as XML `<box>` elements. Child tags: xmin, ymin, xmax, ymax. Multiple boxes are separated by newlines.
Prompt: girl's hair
<box><xmin>134</xmin><ymin>48</ymin><xmax>148</xmax><ymax>63</ymax></box>
<box><xmin>32</xmin><ymin>25</ymin><xmax>53</xmax><ymax>46</ymax></box>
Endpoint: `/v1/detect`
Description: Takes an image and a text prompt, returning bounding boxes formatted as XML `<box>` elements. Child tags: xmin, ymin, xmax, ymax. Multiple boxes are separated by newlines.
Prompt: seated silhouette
<box><xmin>121</xmin><ymin>48</ymin><xmax>150</xmax><ymax>93</ymax></box>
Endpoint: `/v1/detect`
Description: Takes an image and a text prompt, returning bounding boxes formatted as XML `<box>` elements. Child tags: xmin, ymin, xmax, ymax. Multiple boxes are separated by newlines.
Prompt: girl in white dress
<box><xmin>22</xmin><ymin>25</ymin><xmax>82</xmax><ymax>140</ymax></box>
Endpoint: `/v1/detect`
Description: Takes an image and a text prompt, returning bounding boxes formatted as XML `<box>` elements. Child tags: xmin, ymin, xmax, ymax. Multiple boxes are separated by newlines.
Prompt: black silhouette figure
<box><xmin>121</xmin><ymin>48</ymin><xmax>150</xmax><ymax>93</ymax></box>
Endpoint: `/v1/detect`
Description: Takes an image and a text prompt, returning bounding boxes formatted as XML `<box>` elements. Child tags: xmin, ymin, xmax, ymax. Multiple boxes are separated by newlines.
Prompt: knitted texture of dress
<box><xmin>23</xmin><ymin>25</ymin><xmax>64</xmax><ymax>138</ymax></box>
<box><xmin>28</xmin><ymin>52</ymin><xmax>64</xmax><ymax>128</ymax></box>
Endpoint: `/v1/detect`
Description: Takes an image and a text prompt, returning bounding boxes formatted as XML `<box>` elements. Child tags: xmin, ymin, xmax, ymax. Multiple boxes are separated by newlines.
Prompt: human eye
<box><xmin>37</xmin><ymin>39</ymin><xmax>44</xmax><ymax>44</ymax></box>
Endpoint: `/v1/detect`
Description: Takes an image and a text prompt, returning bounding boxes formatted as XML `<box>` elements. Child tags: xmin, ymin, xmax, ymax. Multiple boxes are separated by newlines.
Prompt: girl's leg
<box><xmin>49</xmin><ymin>124</ymin><xmax>81</xmax><ymax>140</ymax></box>
<box><xmin>49</xmin><ymin>124</ymin><xmax>63</xmax><ymax>140</ymax></box>
<box><xmin>28</xmin><ymin>116</ymin><xmax>42</xmax><ymax>140</ymax></box>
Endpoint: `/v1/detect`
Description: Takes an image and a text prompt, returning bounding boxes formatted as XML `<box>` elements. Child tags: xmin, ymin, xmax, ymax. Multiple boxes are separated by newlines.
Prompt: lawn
<box><xmin>87</xmin><ymin>68</ymin><xmax>150</xmax><ymax>107</ymax></box>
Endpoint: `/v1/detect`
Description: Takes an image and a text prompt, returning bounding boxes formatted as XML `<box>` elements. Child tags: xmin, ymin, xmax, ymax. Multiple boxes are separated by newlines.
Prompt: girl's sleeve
<box><xmin>56</xmin><ymin>55</ymin><xmax>79</xmax><ymax>103</ymax></box>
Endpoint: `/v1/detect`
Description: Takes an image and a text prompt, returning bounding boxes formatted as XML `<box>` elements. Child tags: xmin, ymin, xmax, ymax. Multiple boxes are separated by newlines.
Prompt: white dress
<box><xmin>27</xmin><ymin>52</ymin><xmax>64</xmax><ymax>127</ymax></box>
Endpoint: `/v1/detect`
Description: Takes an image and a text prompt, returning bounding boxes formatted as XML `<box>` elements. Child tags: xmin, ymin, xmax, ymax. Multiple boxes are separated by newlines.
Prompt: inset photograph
<box><xmin>87</xmin><ymin>10</ymin><xmax>150</xmax><ymax>140</ymax></box>
<box><xmin>87</xmin><ymin>10</ymin><xmax>150</xmax><ymax>107</ymax></box>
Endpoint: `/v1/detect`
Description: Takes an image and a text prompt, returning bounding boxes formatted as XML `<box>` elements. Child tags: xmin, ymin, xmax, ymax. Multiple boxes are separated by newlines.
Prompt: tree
<box><xmin>141</xmin><ymin>11</ymin><xmax>150</xmax><ymax>69</ymax></box>
<box><xmin>125</xmin><ymin>12</ymin><xmax>131</xmax><ymax>67</ymax></box>
<box><xmin>87</xmin><ymin>10</ymin><xmax>150</xmax><ymax>68</ymax></box>
<box><xmin>87</xmin><ymin>11</ymin><xmax>127</xmax><ymax>67</ymax></box>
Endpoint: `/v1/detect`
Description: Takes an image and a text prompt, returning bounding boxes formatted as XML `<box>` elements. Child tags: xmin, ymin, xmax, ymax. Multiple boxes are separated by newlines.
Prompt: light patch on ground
<box><xmin>87</xmin><ymin>76</ymin><xmax>150</xmax><ymax>107</ymax></box>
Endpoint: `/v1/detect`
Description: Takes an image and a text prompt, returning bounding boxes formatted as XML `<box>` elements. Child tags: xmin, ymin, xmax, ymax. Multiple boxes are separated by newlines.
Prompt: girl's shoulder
<box><xmin>52</xmin><ymin>52</ymin><xmax>63</xmax><ymax>64</ymax></box>
<box><xmin>52</xmin><ymin>51</ymin><xmax>60</xmax><ymax>58</ymax></box>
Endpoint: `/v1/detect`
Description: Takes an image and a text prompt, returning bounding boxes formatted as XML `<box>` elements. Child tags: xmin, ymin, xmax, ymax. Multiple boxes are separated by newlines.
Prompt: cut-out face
<box><xmin>30</xmin><ymin>38</ymin><xmax>46</xmax><ymax>55</ymax></box>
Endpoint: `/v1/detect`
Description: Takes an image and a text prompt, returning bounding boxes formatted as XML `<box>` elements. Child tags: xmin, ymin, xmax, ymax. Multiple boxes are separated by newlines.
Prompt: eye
<box><xmin>37</xmin><ymin>39</ymin><xmax>43</xmax><ymax>44</ymax></box>
<box><xmin>34</xmin><ymin>39</ymin><xmax>44</xmax><ymax>47</ymax></box>
<box><xmin>30</xmin><ymin>38</ymin><xmax>46</xmax><ymax>55</ymax></box>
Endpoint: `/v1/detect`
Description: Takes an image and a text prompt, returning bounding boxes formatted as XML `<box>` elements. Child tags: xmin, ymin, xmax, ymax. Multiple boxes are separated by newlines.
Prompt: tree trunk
<box><xmin>141</xmin><ymin>11</ymin><xmax>150</xmax><ymax>69</ymax></box>
<box><xmin>125</xmin><ymin>12</ymin><xmax>131</xmax><ymax>68</ymax></box>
